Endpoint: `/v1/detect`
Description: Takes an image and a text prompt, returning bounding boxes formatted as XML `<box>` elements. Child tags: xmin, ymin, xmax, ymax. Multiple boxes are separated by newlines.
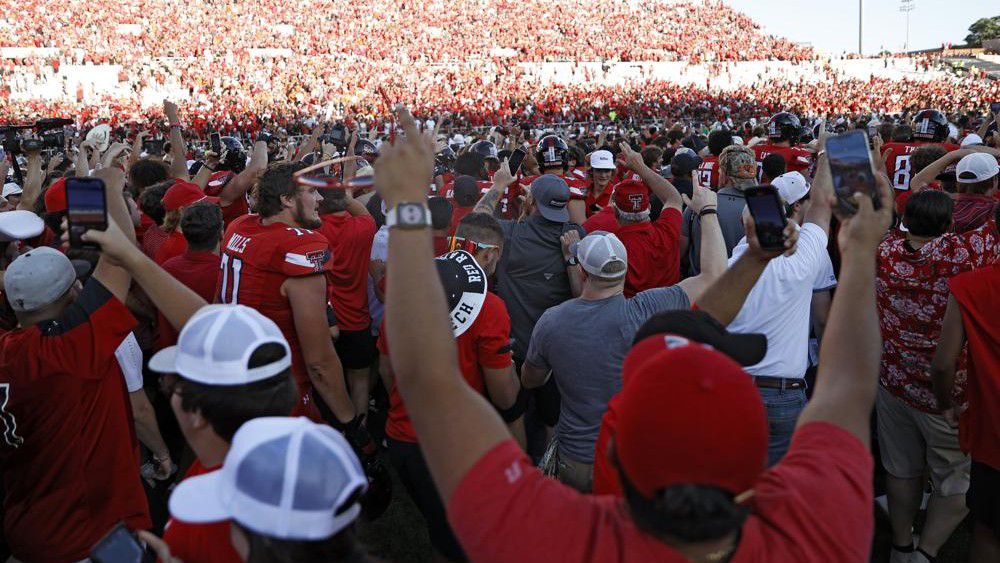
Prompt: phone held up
<box><xmin>210</xmin><ymin>132</ymin><xmax>222</xmax><ymax>154</ymax></box>
<box><xmin>90</xmin><ymin>522</ymin><xmax>155</xmax><ymax>563</ymax></box>
<box><xmin>744</xmin><ymin>185</ymin><xmax>787</xmax><ymax>252</ymax></box>
<box><xmin>825</xmin><ymin>129</ymin><xmax>881</xmax><ymax>216</ymax></box>
<box><xmin>66</xmin><ymin>177</ymin><xmax>109</xmax><ymax>250</ymax></box>
<box><xmin>506</xmin><ymin>147</ymin><xmax>527</xmax><ymax>175</ymax></box>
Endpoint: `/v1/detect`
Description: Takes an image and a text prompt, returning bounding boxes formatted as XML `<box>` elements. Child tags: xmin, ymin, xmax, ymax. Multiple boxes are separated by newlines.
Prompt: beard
<box><xmin>293</xmin><ymin>196</ymin><xmax>321</xmax><ymax>229</ymax></box>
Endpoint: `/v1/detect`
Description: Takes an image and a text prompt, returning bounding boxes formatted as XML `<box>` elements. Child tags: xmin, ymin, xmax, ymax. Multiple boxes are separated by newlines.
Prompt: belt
<box><xmin>753</xmin><ymin>376</ymin><xmax>806</xmax><ymax>390</ymax></box>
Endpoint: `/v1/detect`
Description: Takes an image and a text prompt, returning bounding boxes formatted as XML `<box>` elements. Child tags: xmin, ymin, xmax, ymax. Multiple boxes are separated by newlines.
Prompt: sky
<box><xmin>724</xmin><ymin>0</ymin><xmax>999</xmax><ymax>55</ymax></box>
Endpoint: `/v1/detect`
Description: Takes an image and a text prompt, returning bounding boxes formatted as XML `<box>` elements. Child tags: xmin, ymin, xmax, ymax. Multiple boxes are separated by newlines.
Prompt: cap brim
<box><xmin>538</xmin><ymin>204</ymin><xmax>569</xmax><ymax>223</ymax></box>
<box><xmin>148</xmin><ymin>346</ymin><xmax>178</xmax><ymax>374</ymax></box>
<box><xmin>168</xmin><ymin>469</ymin><xmax>231</xmax><ymax>524</ymax></box>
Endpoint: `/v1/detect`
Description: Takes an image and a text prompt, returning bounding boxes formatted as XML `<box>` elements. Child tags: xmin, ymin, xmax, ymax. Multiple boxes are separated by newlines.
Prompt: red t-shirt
<box><xmin>163</xmin><ymin>459</ymin><xmax>241</xmax><ymax>563</ymax></box>
<box><xmin>752</xmin><ymin>144</ymin><xmax>813</xmax><ymax>181</ymax></box>
<box><xmin>449</xmin><ymin>206</ymin><xmax>475</xmax><ymax>236</ymax></box>
<box><xmin>217</xmin><ymin>214</ymin><xmax>333</xmax><ymax>417</ymax></box>
<box><xmin>451</xmin><ymin>423</ymin><xmax>873</xmax><ymax>563</ymax></box>
<box><xmin>136</xmin><ymin>211</ymin><xmax>155</xmax><ymax>242</ymax></box>
<box><xmin>616</xmin><ymin>208</ymin><xmax>682</xmax><ymax>297</ymax></box>
<box><xmin>582</xmin><ymin>205</ymin><xmax>618</xmax><ymax>233</ymax></box>
<box><xmin>0</xmin><ymin>279</ymin><xmax>150</xmax><ymax>562</ymax></box>
<box><xmin>379</xmin><ymin>292</ymin><xmax>512</xmax><ymax>443</ymax></box>
<box><xmin>157</xmin><ymin>251</ymin><xmax>222</xmax><ymax>350</ymax></box>
<box><xmin>949</xmin><ymin>265</ymin><xmax>1000</xmax><ymax>470</ymax></box>
<box><xmin>317</xmin><ymin>213</ymin><xmax>377</xmax><ymax>332</ymax></box>
<box><xmin>697</xmin><ymin>155</ymin><xmax>722</xmax><ymax>189</ymax></box>
<box><xmin>204</xmin><ymin>171</ymin><xmax>249</xmax><ymax>227</ymax></box>
<box><xmin>155</xmin><ymin>229</ymin><xmax>188</xmax><ymax>265</ymax></box>
<box><xmin>142</xmin><ymin>223</ymin><xmax>170</xmax><ymax>260</ymax></box>
<box><xmin>881</xmin><ymin>142</ymin><xmax>960</xmax><ymax>192</ymax></box>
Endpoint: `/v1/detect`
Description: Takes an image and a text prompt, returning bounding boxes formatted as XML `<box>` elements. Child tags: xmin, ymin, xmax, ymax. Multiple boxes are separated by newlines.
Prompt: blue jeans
<box><xmin>757</xmin><ymin>386</ymin><xmax>808</xmax><ymax>466</ymax></box>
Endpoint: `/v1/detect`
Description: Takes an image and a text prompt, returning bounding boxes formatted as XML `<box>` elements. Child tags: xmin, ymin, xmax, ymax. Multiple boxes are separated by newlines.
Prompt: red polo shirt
<box><xmin>582</xmin><ymin>206</ymin><xmax>619</xmax><ymax>233</ymax></box>
<box><xmin>616</xmin><ymin>208</ymin><xmax>682</xmax><ymax>297</ymax></box>
<box><xmin>157</xmin><ymin>250</ymin><xmax>222</xmax><ymax>350</ymax></box>
<box><xmin>450</xmin><ymin>423</ymin><xmax>873</xmax><ymax>563</ymax></box>
<box><xmin>316</xmin><ymin>213</ymin><xmax>377</xmax><ymax>332</ymax></box>
<box><xmin>949</xmin><ymin>265</ymin><xmax>1000</xmax><ymax>470</ymax></box>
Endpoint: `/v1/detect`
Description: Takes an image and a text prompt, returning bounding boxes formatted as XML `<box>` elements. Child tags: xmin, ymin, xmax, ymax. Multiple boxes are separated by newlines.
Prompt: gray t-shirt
<box><xmin>525</xmin><ymin>285</ymin><xmax>690</xmax><ymax>464</ymax></box>
<box><xmin>682</xmin><ymin>186</ymin><xmax>746</xmax><ymax>275</ymax></box>
<box><xmin>497</xmin><ymin>215</ymin><xmax>586</xmax><ymax>362</ymax></box>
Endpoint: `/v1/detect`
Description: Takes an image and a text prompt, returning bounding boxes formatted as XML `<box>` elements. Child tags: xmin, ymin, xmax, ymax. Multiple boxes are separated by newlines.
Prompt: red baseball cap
<box><xmin>611</xmin><ymin>180</ymin><xmax>649</xmax><ymax>213</ymax></box>
<box><xmin>163</xmin><ymin>180</ymin><xmax>219</xmax><ymax>211</ymax></box>
<box><xmin>44</xmin><ymin>177</ymin><xmax>68</xmax><ymax>213</ymax></box>
<box><xmin>614</xmin><ymin>338</ymin><xmax>768</xmax><ymax>498</ymax></box>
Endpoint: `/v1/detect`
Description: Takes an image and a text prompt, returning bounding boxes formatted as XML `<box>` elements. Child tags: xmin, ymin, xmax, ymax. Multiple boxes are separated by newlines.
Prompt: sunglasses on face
<box><xmin>449</xmin><ymin>236</ymin><xmax>499</xmax><ymax>253</ymax></box>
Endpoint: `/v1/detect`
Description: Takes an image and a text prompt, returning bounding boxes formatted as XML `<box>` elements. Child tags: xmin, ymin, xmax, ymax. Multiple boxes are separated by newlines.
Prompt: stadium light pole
<box><xmin>899</xmin><ymin>0</ymin><xmax>915</xmax><ymax>53</ymax></box>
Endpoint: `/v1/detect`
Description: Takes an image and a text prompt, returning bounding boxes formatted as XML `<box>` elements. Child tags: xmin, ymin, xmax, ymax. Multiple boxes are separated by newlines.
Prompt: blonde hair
<box><xmin>162</xmin><ymin>209</ymin><xmax>182</xmax><ymax>233</ymax></box>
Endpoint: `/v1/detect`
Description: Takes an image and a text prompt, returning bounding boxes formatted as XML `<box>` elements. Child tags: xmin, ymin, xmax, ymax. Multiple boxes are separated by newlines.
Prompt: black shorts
<box><xmin>969</xmin><ymin>460</ymin><xmax>1000</xmax><ymax>538</ymax></box>
<box><xmin>334</xmin><ymin>327</ymin><xmax>376</xmax><ymax>370</ymax></box>
<box><xmin>386</xmin><ymin>439</ymin><xmax>467</xmax><ymax>561</ymax></box>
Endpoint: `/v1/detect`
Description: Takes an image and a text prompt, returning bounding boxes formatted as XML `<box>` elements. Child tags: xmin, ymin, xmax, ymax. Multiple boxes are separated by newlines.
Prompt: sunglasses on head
<box><xmin>449</xmin><ymin>236</ymin><xmax>499</xmax><ymax>253</ymax></box>
<box><xmin>293</xmin><ymin>156</ymin><xmax>374</xmax><ymax>190</ymax></box>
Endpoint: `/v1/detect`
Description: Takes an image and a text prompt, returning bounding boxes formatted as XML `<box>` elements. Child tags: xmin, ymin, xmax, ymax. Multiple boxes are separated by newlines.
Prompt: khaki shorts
<box><xmin>876</xmin><ymin>386</ymin><xmax>970</xmax><ymax>496</ymax></box>
<box><xmin>556</xmin><ymin>449</ymin><xmax>594</xmax><ymax>493</ymax></box>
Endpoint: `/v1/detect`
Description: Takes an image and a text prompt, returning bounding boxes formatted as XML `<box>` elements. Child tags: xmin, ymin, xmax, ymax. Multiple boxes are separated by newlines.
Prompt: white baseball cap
<box><xmin>956</xmin><ymin>153</ymin><xmax>1000</xmax><ymax>184</ymax></box>
<box><xmin>2</xmin><ymin>182</ymin><xmax>22</xmax><ymax>199</ymax></box>
<box><xmin>0</xmin><ymin>210</ymin><xmax>44</xmax><ymax>242</ymax></box>
<box><xmin>85</xmin><ymin>124</ymin><xmax>112</xmax><ymax>153</ymax></box>
<box><xmin>149</xmin><ymin>305</ymin><xmax>291</xmax><ymax>384</ymax></box>
<box><xmin>572</xmin><ymin>231</ymin><xmax>628</xmax><ymax>280</ymax></box>
<box><xmin>772</xmin><ymin>171</ymin><xmax>810</xmax><ymax>205</ymax></box>
<box><xmin>169</xmin><ymin>417</ymin><xmax>367</xmax><ymax>540</ymax></box>
<box><xmin>960</xmin><ymin>134</ymin><xmax>984</xmax><ymax>148</ymax></box>
<box><xmin>589</xmin><ymin>150</ymin><xmax>616</xmax><ymax>170</ymax></box>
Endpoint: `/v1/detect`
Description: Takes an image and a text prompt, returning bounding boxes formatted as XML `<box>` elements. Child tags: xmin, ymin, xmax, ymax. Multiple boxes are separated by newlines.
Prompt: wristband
<box><xmin>698</xmin><ymin>208</ymin><xmax>718</xmax><ymax>218</ymax></box>
<box><xmin>497</xmin><ymin>387</ymin><xmax>528</xmax><ymax>423</ymax></box>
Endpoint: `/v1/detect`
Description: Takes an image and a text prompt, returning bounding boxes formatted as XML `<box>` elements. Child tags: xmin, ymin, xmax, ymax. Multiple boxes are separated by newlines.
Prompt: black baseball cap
<box><xmin>632</xmin><ymin>310</ymin><xmax>767</xmax><ymax>366</ymax></box>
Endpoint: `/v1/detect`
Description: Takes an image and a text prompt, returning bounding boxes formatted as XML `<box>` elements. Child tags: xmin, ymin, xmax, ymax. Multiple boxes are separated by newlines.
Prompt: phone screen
<box><xmin>826</xmin><ymin>130</ymin><xmax>879</xmax><ymax>215</ymax></box>
<box><xmin>210</xmin><ymin>132</ymin><xmax>222</xmax><ymax>153</ymax></box>
<box><xmin>744</xmin><ymin>185</ymin><xmax>787</xmax><ymax>251</ymax></box>
<box><xmin>66</xmin><ymin>177</ymin><xmax>108</xmax><ymax>250</ymax></box>
<box><xmin>507</xmin><ymin>148</ymin><xmax>526</xmax><ymax>174</ymax></box>
<box><xmin>143</xmin><ymin>138</ymin><xmax>165</xmax><ymax>156</ymax></box>
<box><xmin>90</xmin><ymin>523</ymin><xmax>152</xmax><ymax>563</ymax></box>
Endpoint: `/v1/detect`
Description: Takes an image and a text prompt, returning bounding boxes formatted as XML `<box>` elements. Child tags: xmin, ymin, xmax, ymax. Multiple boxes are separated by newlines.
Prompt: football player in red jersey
<box><xmin>881</xmin><ymin>109</ymin><xmax>960</xmax><ymax>193</ymax></box>
<box><xmin>518</xmin><ymin>135</ymin><xmax>589</xmax><ymax>223</ymax></box>
<box><xmin>216</xmin><ymin>162</ymin><xmax>356</xmax><ymax>428</ymax></box>
<box><xmin>698</xmin><ymin>129</ymin><xmax>734</xmax><ymax>190</ymax></box>
<box><xmin>200</xmin><ymin>137</ymin><xmax>268</xmax><ymax>228</ymax></box>
<box><xmin>753</xmin><ymin>112</ymin><xmax>814</xmax><ymax>180</ymax></box>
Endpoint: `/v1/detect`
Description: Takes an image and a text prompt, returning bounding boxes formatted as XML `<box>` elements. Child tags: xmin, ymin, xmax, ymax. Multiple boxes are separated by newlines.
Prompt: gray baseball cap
<box><xmin>530</xmin><ymin>174</ymin><xmax>570</xmax><ymax>222</ymax></box>
<box><xmin>572</xmin><ymin>231</ymin><xmax>628</xmax><ymax>280</ymax></box>
<box><xmin>4</xmin><ymin>247</ymin><xmax>77</xmax><ymax>312</ymax></box>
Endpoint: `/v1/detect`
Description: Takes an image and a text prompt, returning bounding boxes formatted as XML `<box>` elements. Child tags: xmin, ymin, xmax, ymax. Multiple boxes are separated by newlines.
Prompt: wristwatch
<box><xmin>386</xmin><ymin>202</ymin><xmax>432</xmax><ymax>230</ymax></box>
<box><xmin>565</xmin><ymin>255</ymin><xmax>579</xmax><ymax>267</ymax></box>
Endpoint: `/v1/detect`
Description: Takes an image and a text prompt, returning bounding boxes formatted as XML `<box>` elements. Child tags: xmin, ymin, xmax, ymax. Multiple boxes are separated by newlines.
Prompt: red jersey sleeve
<box><xmin>750</xmin><ymin>422</ymin><xmax>874</xmax><ymax>562</ymax></box>
<box><xmin>272</xmin><ymin>231</ymin><xmax>333</xmax><ymax>277</ymax></box>
<box><xmin>475</xmin><ymin>296</ymin><xmax>513</xmax><ymax>370</ymax></box>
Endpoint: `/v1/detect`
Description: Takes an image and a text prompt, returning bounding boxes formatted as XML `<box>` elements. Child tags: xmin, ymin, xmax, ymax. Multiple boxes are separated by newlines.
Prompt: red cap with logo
<box><xmin>163</xmin><ymin>180</ymin><xmax>220</xmax><ymax>211</ymax></box>
<box><xmin>611</xmin><ymin>180</ymin><xmax>650</xmax><ymax>213</ymax></box>
<box><xmin>44</xmin><ymin>177</ymin><xmax>68</xmax><ymax>213</ymax></box>
<box><xmin>614</xmin><ymin>337</ymin><xmax>768</xmax><ymax>498</ymax></box>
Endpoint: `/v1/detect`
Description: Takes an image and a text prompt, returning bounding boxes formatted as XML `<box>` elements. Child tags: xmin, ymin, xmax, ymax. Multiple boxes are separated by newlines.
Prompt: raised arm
<box><xmin>474</xmin><ymin>159</ymin><xmax>514</xmax><ymax>216</ymax></box>
<box><xmin>619</xmin><ymin>142</ymin><xmax>683</xmax><ymax>210</ymax></box>
<box><xmin>217</xmin><ymin>141</ymin><xmax>267</xmax><ymax>207</ymax></box>
<box><xmin>17</xmin><ymin>150</ymin><xmax>43</xmax><ymax>211</ymax></box>
<box><xmin>909</xmin><ymin>149</ymin><xmax>972</xmax><ymax>192</ymax></box>
<box><xmin>380</xmin><ymin>105</ymin><xmax>510</xmax><ymax>502</ymax></box>
<box><xmin>802</xmin><ymin>148</ymin><xmax>834</xmax><ymax>235</ymax></box>
<box><xmin>164</xmin><ymin>101</ymin><xmax>189</xmax><ymax>180</ymax></box>
<box><xmin>694</xmin><ymin>214</ymin><xmax>799</xmax><ymax>325</ymax></box>
<box><xmin>295</xmin><ymin>123</ymin><xmax>323</xmax><ymax>162</ymax></box>
<box><xmin>89</xmin><ymin>167</ymin><xmax>135</xmax><ymax>303</ymax></box>
<box><xmin>796</xmin><ymin>170</ymin><xmax>893</xmax><ymax>446</ymax></box>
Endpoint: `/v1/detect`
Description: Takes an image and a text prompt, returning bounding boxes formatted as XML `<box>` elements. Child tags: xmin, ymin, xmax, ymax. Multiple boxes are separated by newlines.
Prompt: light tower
<box><xmin>899</xmin><ymin>0</ymin><xmax>916</xmax><ymax>53</ymax></box>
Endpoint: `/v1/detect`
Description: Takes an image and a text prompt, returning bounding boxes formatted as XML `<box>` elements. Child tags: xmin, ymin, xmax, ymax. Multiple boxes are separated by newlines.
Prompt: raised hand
<box><xmin>681</xmin><ymin>171</ymin><xmax>717</xmax><ymax>214</ymax></box>
<box><xmin>618</xmin><ymin>141</ymin><xmax>644</xmax><ymax>171</ymax></box>
<box><xmin>492</xmin><ymin>158</ymin><xmax>516</xmax><ymax>188</ymax></box>
<box><xmin>374</xmin><ymin>104</ymin><xmax>436</xmax><ymax>208</ymax></box>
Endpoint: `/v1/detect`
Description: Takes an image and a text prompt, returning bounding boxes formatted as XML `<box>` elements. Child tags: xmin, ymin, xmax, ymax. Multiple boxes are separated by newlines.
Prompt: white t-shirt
<box><xmin>727</xmin><ymin>223</ymin><xmax>836</xmax><ymax>379</ymax></box>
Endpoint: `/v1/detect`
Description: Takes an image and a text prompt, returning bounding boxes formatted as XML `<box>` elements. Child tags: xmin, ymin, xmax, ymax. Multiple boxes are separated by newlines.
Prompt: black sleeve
<box><xmin>42</xmin><ymin>278</ymin><xmax>113</xmax><ymax>336</ymax></box>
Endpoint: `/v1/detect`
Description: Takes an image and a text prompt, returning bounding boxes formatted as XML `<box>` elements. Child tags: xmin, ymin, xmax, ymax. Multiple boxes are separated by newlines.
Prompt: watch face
<box><xmin>401</xmin><ymin>204</ymin><xmax>424</xmax><ymax>224</ymax></box>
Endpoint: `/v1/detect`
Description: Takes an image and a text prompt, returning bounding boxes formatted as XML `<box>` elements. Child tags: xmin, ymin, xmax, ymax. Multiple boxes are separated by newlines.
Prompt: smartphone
<box><xmin>507</xmin><ymin>148</ymin><xmax>527</xmax><ymax>174</ymax></box>
<box><xmin>210</xmin><ymin>132</ymin><xmax>222</xmax><ymax>154</ymax></box>
<box><xmin>142</xmin><ymin>138</ymin><xmax>165</xmax><ymax>156</ymax></box>
<box><xmin>65</xmin><ymin>177</ymin><xmax>108</xmax><ymax>250</ymax></box>
<box><xmin>744</xmin><ymin>185</ymin><xmax>788</xmax><ymax>251</ymax></box>
<box><xmin>90</xmin><ymin>522</ymin><xmax>154</xmax><ymax>563</ymax></box>
<box><xmin>991</xmin><ymin>102</ymin><xmax>1000</xmax><ymax>115</ymax></box>
<box><xmin>825</xmin><ymin>129</ymin><xmax>881</xmax><ymax>215</ymax></box>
